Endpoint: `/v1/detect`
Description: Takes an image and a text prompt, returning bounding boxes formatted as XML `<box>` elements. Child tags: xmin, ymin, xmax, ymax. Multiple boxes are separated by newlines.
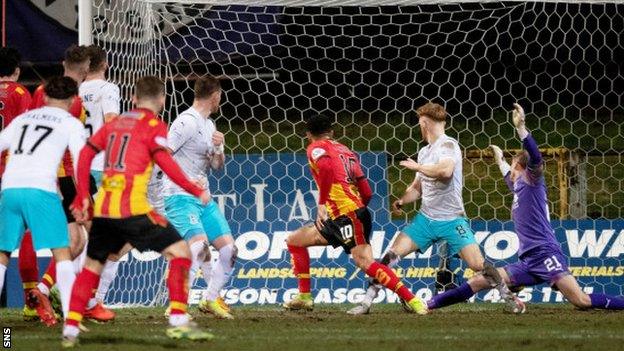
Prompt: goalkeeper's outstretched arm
<box><xmin>512</xmin><ymin>103</ymin><xmax>544</xmax><ymax>177</ymax></box>
<box><xmin>490</xmin><ymin>144</ymin><xmax>513</xmax><ymax>192</ymax></box>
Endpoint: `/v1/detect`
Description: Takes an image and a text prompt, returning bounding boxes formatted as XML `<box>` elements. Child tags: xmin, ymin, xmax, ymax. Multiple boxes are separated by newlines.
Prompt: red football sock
<box><xmin>365</xmin><ymin>261</ymin><xmax>414</xmax><ymax>302</ymax></box>
<box><xmin>18</xmin><ymin>231</ymin><xmax>39</xmax><ymax>299</ymax></box>
<box><xmin>41</xmin><ymin>260</ymin><xmax>57</xmax><ymax>291</ymax></box>
<box><xmin>167</xmin><ymin>257</ymin><xmax>191</xmax><ymax>315</ymax></box>
<box><xmin>65</xmin><ymin>268</ymin><xmax>100</xmax><ymax>328</ymax></box>
<box><xmin>287</xmin><ymin>244</ymin><xmax>310</xmax><ymax>294</ymax></box>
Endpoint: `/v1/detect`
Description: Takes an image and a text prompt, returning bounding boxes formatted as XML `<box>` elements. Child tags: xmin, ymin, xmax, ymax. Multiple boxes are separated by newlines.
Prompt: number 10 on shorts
<box><xmin>340</xmin><ymin>224</ymin><xmax>353</xmax><ymax>241</ymax></box>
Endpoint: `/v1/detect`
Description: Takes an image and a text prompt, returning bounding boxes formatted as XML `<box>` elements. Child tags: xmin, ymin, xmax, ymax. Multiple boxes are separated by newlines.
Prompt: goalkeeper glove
<box><xmin>490</xmin><ymin>144</ymin><xmax>511</xmax><ymax>176</ymax></box>
<box><xmin>512</xmin><ymin>103</ymin><xmax>529</xmax><ymax>139</ymax></box>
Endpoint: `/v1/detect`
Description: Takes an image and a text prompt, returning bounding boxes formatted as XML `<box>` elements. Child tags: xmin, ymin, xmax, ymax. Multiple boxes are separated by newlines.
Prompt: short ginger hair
<box><xmin>416</xmin><ymin>102</ymin><xmax>447</xmax><ymax>122</ymax></box>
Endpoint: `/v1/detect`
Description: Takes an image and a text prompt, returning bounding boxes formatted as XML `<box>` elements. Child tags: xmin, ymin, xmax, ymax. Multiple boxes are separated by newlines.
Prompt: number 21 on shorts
<box><xmin>544</xmin><ymin>255</ymin><xmax>563</xmax><ymax>272</ymax></box>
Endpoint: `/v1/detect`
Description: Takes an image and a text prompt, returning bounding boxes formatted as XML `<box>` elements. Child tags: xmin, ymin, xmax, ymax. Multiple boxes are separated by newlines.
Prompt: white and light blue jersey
<box><xmin>162</xmin><ymin>107</ymin><xmax>221</xmax><ymax>197</ymax></box>
<box><xmin>0</xmin><ymin>106</ymin><xmax>86</xmax><ymax>192</ymax></box>
<box><xmin>416</xmin><ymin>134</ymin><xmax>465</xmax><ymax>220</ymax></box>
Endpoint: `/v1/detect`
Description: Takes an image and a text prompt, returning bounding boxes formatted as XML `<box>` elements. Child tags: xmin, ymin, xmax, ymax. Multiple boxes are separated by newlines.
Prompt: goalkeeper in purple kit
<box><xmin>426</xmin><ymin>104</ymin><xmax>624</xmax><ymax>313</ymax></box>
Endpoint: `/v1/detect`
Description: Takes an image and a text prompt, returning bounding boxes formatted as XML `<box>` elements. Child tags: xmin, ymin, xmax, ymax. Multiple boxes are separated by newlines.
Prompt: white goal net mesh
<box><xmin>89</xmin><ymin>0</ymin><xmax>624</xmax><ymax>307</ymax></box>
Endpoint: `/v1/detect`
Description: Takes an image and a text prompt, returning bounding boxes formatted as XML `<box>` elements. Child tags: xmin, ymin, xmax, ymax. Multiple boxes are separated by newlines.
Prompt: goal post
<box><xmin>82</xmin><ymin>0</ymin><xmax>624</xmax><ymax>307</ymax></box>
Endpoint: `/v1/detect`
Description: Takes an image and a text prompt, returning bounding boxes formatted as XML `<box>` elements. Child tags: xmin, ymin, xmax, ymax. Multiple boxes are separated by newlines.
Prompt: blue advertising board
<box><xmin>5</xmin><ymin>152</ymin><xmax>624</xmax><ymax>307</ymax></box>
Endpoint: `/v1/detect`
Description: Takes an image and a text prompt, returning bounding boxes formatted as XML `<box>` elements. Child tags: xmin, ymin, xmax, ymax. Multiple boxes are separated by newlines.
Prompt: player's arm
<box><xmin>102</xmin><ymin>84</ymin><xmax>121</xmax><ymax>122</ymax></box>
<box><xmin>490</xmin><ymin>145</ymin><xmax>513</xmax><ymax>192</ymax></box>
<box><xmin>0</xmin><ymin>119</ymin><xmax>17</xmax><ymax>151</ymax></box>
<box><xmin>167</xmin><ymin>114</ymin><xmax>194</xmax><ymax>154</ymax></box>
<box><xmin>399</xmin><ymin>155</ymin><xmax>455</xmax><ymax>180</ymax></box>
<box><xmin>315</xmin><ymin>155</ymin><xmax>334</xmax><ymax>227</ymax></box>
<box><xmin>71</xmin><ymin>126</ymin><xmax>105</xmax><ymax>220</ymax></box>
<box><xmin>392</xmin><ymin>175</ymin><xmax>422</xmax><ymax>215</ymax></box>
<box><xmin>351</xmin><ymin>157</ymin><xmax>372</xmax><ymax>206</ymax></box>
<box><xmin>152</xmin><ymin>122</ymin><xmax>209</xmax><ymax>203</ymax></box>
<box><xmin>209</xmin><ymin>131</ymin><xmax>225</xmax><ymax>170</ymax></box>
<box><xmin>512</xmin><ymin>103</ymin><xmax>543</xmax><ymax>176</ymax></box>
<box><xmin>154</xmin><ymin>150</ymin><xmax>209</xmax><ymax>202</ymax></box>
<box><xmin>68</xmin><ymin>122</ymin><xmax>87</xmax><ymax>173</ymax></box>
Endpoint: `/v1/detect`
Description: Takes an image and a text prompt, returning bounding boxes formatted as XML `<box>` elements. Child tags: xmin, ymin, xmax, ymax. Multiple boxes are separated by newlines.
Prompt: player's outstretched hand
<box><xmin>489</xmin><ymin>145</ymin><xmax>504</xmax><ymax>164</ymax></box>
<box><xmin>399</xmin><ymin>158</ymin><xmax>420</xmax><ymax>171</ymax></box>
<box><xmin>392</xmin><ymin>199</ymin><xmax>404</xmax><ymax>216</ymax></box>
<box><xmin>199</xmin><ymin>191</ymin><xmax>212</xmax><ymax>205</ymax></box>
<box><xmin>512</xmin><ymin>103</ymin><xmax>526</xmax><ymax>129</ymax></box>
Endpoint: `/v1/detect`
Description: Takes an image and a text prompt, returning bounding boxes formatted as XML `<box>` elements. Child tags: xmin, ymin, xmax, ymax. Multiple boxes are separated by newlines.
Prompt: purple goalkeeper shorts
<box><xmin>504</xmin><ymin>247</ymin><xmax>570</xmax><ymax>287</ymax></box>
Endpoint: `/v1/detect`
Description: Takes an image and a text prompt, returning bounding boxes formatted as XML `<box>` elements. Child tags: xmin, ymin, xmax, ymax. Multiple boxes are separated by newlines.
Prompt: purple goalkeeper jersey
<box><xmin>504</xmin><ymin>134</ymin><xmax>561</xmax><ymax>258</ymax></box>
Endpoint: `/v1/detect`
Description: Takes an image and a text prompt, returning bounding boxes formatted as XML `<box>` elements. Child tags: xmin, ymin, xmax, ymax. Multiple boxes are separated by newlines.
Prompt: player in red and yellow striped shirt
<box><xmin>0</xmin><ymin>47</ymin><xmax>37</xmax><ymax>321</ymax></box>
<box><xmin>283</xmin><ymin>114</ymin><xmax>426</xmax><ymax>314</ymax></box>
<box><xmin>62</xmin><ymin>76</ymin><xmax>213</xmax><ymax>347</ymax></box>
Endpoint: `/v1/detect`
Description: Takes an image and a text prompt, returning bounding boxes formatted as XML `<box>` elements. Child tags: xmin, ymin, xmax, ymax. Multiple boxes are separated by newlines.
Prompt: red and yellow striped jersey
<box><xmin>306</xmin><ymin>139</ymin><xmax>366</xmax><ymax>219</ymax></box>
<box><xmin>88</xmin><ymin>108</ymin><xmax>168</xmax><ymax>218</ymax></box>
<box><xmin>0</xmin><ymin>81</ymin><xmax>32</xmax><ymax>177</ymax></box>
<box><xmin>31</xmin><ymin>84</ymin><xmax>86</xmax><ymax>177</ymax></box>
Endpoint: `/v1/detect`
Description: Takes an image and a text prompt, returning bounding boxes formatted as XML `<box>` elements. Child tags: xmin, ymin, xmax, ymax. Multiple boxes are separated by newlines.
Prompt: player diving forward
<box><xmin>63</xmin><ymin>76</ymin><xmax>213</xmax><ymax>347</ymax></box>
<box><xmin>0</xmin><ymin>77</ymin><xmax>87</xmax><ymax>322</ymax></box>
<box><xmin>349</xmin><ymin>102</ymin><xmax>514</xmax><ymax>315</ymax></box>
<box><xmin>284</xmin><ymin>114</ymin><xmax>427</xmax><ymax>313</ymax></box>
<box><xmin>162</xmin><ymin>77</ymin><xmax>236</xmax><ymax>319</ymax></box>
<box><xmin>425</xmin><ymin>104</ymin><xmax>624</xmax><ymax>313</ymax></box>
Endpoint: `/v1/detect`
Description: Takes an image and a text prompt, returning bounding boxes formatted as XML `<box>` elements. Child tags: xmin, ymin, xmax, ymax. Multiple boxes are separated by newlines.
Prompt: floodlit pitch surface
<box><xmin>2</xmin><ymin>304</ymin><xmax>623</xmax><ymax>350</ymax></box>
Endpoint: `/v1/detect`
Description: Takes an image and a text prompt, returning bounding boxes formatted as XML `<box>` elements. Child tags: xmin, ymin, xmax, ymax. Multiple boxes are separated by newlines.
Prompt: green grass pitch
<box><xmin>2</xmin><ymin>304</ymin><xmax>623</xmax><ymax>350</ymax></box>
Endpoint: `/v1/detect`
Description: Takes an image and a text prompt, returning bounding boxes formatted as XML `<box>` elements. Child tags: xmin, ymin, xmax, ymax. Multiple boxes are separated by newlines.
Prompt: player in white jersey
<box><xmin>348</xmin><ymin>102</ymin><xmax>509</xmax><ymax>315</ymax></box>
<box><xmin>80</xmin><ymin>45</ymin><xmax>120</xmax><ymax>185</ymax></box>
<box><xmin>162</xmin><ymin>77</ymin><xmax>236</xmax><ymax>319</ymax></box>
<box><xmin>0</xmin><ymin>77</ymin><xmax>86</xmax><ymax>319</ymax></box>
<box><xmin>75</xmin><ymin>45</ymin><xmax>121</xmax><ymax>322</ymax></box>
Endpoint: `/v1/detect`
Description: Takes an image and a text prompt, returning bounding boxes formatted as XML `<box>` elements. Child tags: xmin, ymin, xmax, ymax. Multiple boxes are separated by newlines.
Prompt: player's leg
<box><xmin>129</xmin><ymin>212</ymin><xmax>212</xmax><ymax>341</ymax></box>
<box><xmin>427</xmin><ymin>266</ymin><xmax>511</xmax><ymax>310</ymax></box>
<box><xmin>37</xmin><ymin>176</ymin><xmax>87</xmax><ymax>299</ymax></box>
<box><xmin>348</xmin><ymin>232</ymin><xmax>417</xmax><ymax>315</ymax></box>
<box><xmin>556</xmin><ymin>275</ymin><xmax>624</xmax><ymax>310</ymax></box>
<box><xmin>283</xmin><ymin>224</ymin><xmax>329</xmax><ymax>310</ymax></box>
<box><xmin>82</xmin><ymin>244</ymin><xmax>131</xmax><ymax>323</ymax></box>
<box><xmin>92</xmin><ymin>243</ymin><xmax>132</xmax><ymax>305</ymax></box>
<box><xmin>17</xmin><ymin>231</ymin><xmax>40</xmax><ymax>321</ymax></box>
<box><xmin>23</xmin><ymin>188</ymin><xmax>77</xmax><ymax>326</ymax></box>
<box><xmin>63</xmin><ymin>218</ymin><xmax>129</xmax><ymax>346</ymax></box>
<box><xmin>82</xmin><ymin>174</ymin><xmax>118</xmax><ymax>321</ymax></box>
<box><xmin>344</xmin><ymin>208</ymin><xmax>425</xmax><ymax>314</ymax></box>
<box><xmin>438</xmin><ymin>217</ymin><xmax>511</xmax><ymax>298</ymax></box>
<box><xmin>164</xmin><ymin>194</ymin><xmax>207</xmax><ymax>289</ymax></box>
<box><xmin>0</xmin><ymin>188</ymin><xmax>27</xmax><ymax>301</ymax></box>
<box><xmin>201</xmin><ymin>201</ymin><xmax>236</xmax><ymax>318</ymax></box>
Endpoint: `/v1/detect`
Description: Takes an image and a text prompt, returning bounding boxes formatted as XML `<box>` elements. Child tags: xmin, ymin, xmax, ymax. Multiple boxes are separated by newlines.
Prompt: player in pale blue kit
<box><xmin>163</xmin><ymin>77</ymin><xmax>236</xmax><ymax>319</ymax></box>
<box><xmin>349</xmin><ymin>102</ymin><xmax>508</xmax><ymax>315</ymax></box>
<box><xmin>426</xmin><ymin>104</ymin><xmax>624</xmax><ymax>313</ymax></box>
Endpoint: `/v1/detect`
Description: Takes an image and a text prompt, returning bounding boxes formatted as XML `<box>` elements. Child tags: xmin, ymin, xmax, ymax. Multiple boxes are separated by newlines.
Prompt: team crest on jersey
<box><xmin>311</xmin><ymin>147</ymin><xmax>326</xmax><ymax>160</ymax></box>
